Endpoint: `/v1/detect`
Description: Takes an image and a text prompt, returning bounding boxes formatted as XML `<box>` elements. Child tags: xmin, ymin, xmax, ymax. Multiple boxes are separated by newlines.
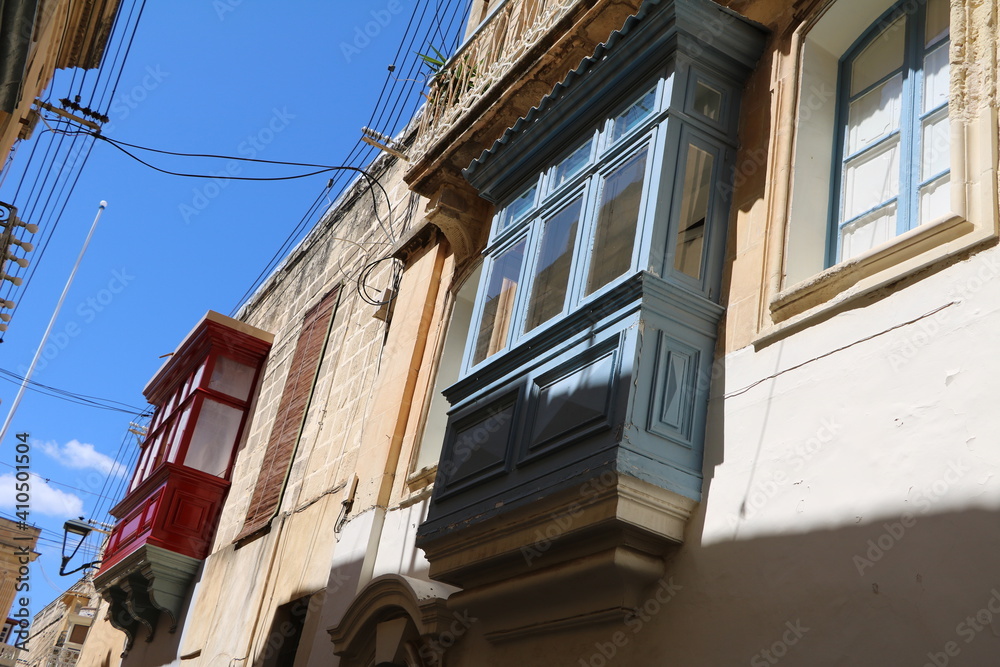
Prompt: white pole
<box><xmin>0</xmin><ymin>201</ymin><xmax>107</xmax><ymax>446</ymax></box>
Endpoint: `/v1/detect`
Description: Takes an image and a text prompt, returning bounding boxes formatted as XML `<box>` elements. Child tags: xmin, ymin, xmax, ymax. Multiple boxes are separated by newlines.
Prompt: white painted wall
<box><xmin>440</xmin><ymin>236</ymin><xmax>1000</xmax><ymax>667</ymax></box>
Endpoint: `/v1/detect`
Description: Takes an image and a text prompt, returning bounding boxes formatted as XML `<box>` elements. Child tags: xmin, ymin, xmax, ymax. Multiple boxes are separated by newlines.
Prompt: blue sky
<box><xmin>0</xmin><ymin>0</ymin><xmax>467</xmax><ymax>616</ymax></box>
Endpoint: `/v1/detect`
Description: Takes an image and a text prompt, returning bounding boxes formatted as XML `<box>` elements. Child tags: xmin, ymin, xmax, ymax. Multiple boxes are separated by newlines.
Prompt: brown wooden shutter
<box><xmin>236</xmin><ymin>287</ymin><xmax>340</xmax><ymax>542</ymax></box>
<box><xmin>68</xmin><ymin>623</ymin><xmax>89</xmax><ymax>644</ymax></box>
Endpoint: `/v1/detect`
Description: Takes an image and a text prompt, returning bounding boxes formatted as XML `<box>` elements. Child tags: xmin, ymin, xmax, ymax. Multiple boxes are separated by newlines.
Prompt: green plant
<box><xmin>416</xmin><ymin>46</ymin><xmax>449</xmax><ymax>84</ymax></box>
<box><xmin>416</xmin><ymin>45</ymin><xmax>483</xmax><ymax>104</ymax></box>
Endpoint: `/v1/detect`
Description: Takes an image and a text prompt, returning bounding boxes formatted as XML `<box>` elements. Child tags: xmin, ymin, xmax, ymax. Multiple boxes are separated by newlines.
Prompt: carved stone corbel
<box><xmin>423</xmin><ymin>180</ymin><xmax>492</xmax><ymax>263</ymax></box>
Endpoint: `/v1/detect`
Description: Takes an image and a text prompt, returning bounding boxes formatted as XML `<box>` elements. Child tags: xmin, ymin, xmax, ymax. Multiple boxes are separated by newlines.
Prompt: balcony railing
<box><xmin>0</xmin><ymin>642</ymin><xmax>20</xmax><ymax>667</ymax></box>
<box><xmin>412</xmin><ymin>0</ymin><xmax>578</xmax><ymax>158</ymax></box>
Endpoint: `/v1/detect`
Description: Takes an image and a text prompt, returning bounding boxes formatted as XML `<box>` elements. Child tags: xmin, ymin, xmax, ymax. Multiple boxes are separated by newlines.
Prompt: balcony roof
<box><xmin>143</xmin><ymin>310</ymin><xmax>272</xmax><ymax>403</ymax></box>
<box><xmin>464</xmin><ymin>0</ymin><xmax>767</xmax><ymax>195</ymax></box>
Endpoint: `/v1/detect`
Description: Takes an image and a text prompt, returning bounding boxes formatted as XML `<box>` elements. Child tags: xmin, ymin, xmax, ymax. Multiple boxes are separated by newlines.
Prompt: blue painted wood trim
<box><xmin>464</xmin><ymin>0</ymin><xmax>767</xmax><ymax>202</ymax></box>
<box><xmin>827</xmin><ymin>0</ymin><xmax>944</xmax><ymax>266</ymax></box>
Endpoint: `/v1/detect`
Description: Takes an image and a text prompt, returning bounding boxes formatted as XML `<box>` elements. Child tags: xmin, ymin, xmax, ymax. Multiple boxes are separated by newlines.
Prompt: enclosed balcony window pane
<box><xmin>843</xmin><ymin>137</ymin><xmax>899</xmax><ymax>220</ymax></box>
<box><xmin>851</xmin><ymin>15</ymin><xmax>905</xmax><ymax>95</ymax></box>
<box><xmin>473</xmin><ymin>240</ymin><xmax>525</xmax><ymax>365</ymax></box>
<box><xmin>164</xmin><ymin>389</ymin><xmax>178</xmax><ymax>418</ymax></box>
<box><xmin>141</xmin><ymin>439</ymin><xmax>158</xmax><ymax>481</ymax></box>
<box><xmin>184</xmin><ymin>399</ymin><xmax>244</xmax><ymax>477</ymax></box>
<box><xmin>525</xmin><ymin>197</ymin><xmax>582</xmax><ymax>332</ymax></box>
<box><xmin>920</xmin><ymin>174</ymin><xmax>950</xmax><ymax>224</ymax></box>
<box><xmin>611</xmin><ymin>88</ymin><xmax>656</xmax><ymax>143</ymax></box>
<box><xmin>152</xmin><ymin>426</ymin><xmax>180</xmax><ymax>468</ymax></box>
<box><xmin>841</xmin><ymin>202</ymin><xmax>897</xmax><ymax>260</ymax></box>
<box><xmin>586</xmin><ymin>148</ymin><xmax>648</xmax><ymax>295</ymax></box>
<box><xmin>180</xmin><ymin>375</ymin><xmax>191</xmax><ymax>402</ymax></box>
<box><xmin>499</xmin><ymin>185</ymin><xmax>537</xmax><ymax>230</ymax></box>
<box><xmin>693</xmin><ymin>81</ymin><xmax>723</xmax><ymax>121</ymax></box>
<box><xmin>923</xmin><ymin>43</ymin><xmax>949</xmax><ymax>112</ymax></box>
<box><xmin>192</xmin><ymin>358</ymin><xmax>208</xmax><ymax>389</ymax></box>
<box><xmin>673</xmin><ymin>145</ymin><xmax>714</xmax><ymax>279</ymax></box>
<box><xmin>847</xmin><ymin>74</ymin><xmax>902</xmax><ymax>154</ymax></box>
<box><xmin>550</xmin><ymin>140</ymin><xmax>592</xmax><ymax>191</ymax></box>
<box><xmin>925</xmin><ymin>0</ymin><xmax>949</xmax><ymax>46</ymax></box>
<box><xmin>167</xmin><ymin>403</ymin><xmax>193</xmax><ymax>463</ymax></box>
<box><xmin>209</xmin><ymin>356</ymin><xmax>256</xmax><ymax>401</ymax></box>
<box><xmin>130</xmin><ymin>447</ymin><xmax>150</xmax><ymax>491</ymax></box>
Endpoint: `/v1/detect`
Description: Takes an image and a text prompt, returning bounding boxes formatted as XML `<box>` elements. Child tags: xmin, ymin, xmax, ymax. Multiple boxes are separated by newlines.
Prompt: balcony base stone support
<box><xmin>423</xmin><ymin>179</ymin><xmax>492</xmax><ymax>263</ymax></box>
<box><xmin>94</xmin><ymin>544</ymin><xmax>201</xmax><ymax>654</ymax></box>
<box><xmin>419</xmin><ymin>472</ymin><xmax>695</xmax><ymax>644</ymax></box>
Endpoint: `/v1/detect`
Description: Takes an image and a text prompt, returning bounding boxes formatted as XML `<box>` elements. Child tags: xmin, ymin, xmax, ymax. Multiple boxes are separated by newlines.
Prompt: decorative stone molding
<box><xmin>419</xmin><ymin>472</ymin><xmax>694</xmax><ymax>643</ymax></box>
<box><xmin>94</xmin><ymin>544</ymin><xmax>200</xmax><ymax>654</ymax></box>
<box><xmin>328</xmin><ymin>574</ymin><xmax>459</xmax><ymax>667</ymax></box>
<box><xmin>754</xmin><ymin>0</ymin><xmax>1000</xmax><ymax>343</ymax></box>
<box><xmin>421</xmin><ymin>180</ymin><xmax>492</xmax><ymax>263</ymax></box>
<box><xmin>404</xmin><ymin>0</ymin><xmax>646</xmax><ymax>198</ymax></box>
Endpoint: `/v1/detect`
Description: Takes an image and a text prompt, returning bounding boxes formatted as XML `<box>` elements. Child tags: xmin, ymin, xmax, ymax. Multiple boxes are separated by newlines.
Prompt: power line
<box><xmin>0</xmin><ymin>366</ymin><xmax>147</xmax><ymax>414</ymax></box>
<box><xmin>97</xmin><ymin>0</ymin><xmax>149</xmax><ymax>115</ymax></box>
<box><xmin>229</xmin><ymin>184</ymin><xmax>333</xmax><ymax>315</ymax></box>
<box><xmin>90</xmin><ymin>414</ymin><xmax>148</xmax><ymax>521</ymax></box>
<box><xmin>229</xmin><ymin>0</ymin><xmax>469</xmax><ymax>317</ymax></box>
<box><xmin>0</xmin><ymin>466</ymin><xmax>128</xmax><ymax>503</ymax></box>
<box><xmin>0</xmin><ymin>0</ymin><xmax>148</xmax><ymax>335</ymax></box>
<box><xmin>46</xmin><ymin>130</ymin><xmax>396</xmax><ymax>233</ymax></box>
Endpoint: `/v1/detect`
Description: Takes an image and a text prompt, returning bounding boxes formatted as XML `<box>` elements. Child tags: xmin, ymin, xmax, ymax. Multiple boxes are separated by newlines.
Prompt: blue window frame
<box><xmin>831</xmin><ymin>0</ymin><xmax>950</xmax><ymax>264</ymax></box>
<box><xmin>465</xmin><ymin>83</ymin><xmax>665</xmax><ymax>372</ymax></box>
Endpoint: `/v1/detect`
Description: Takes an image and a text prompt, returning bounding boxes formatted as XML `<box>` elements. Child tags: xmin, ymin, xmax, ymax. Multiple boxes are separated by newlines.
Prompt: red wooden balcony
<box><xmin>94</xmin><ymin>312</ymin><xmax>272</xmax><ymax>650</ymax></box>
<box><xmin>99</xmin><ymin>463</ymin><xmax>230</xmax><ymax>570</ymax></box>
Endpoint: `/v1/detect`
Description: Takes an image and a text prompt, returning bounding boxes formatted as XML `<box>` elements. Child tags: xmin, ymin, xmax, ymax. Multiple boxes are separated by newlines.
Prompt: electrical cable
<box><xmin>374</xmin><ymin>0</ymin><xmax>466</xmax><ymax>139</ymax></box>
<box><xmin>47</xmin><ymin>130</ymin><xmax>397</xmax><ymax>242</ymax></box>
<box><xmin>0</xmin><ymin>367</ymin><xmax>146</xmax><ymax>413</ymax></box>
<box><xmin>319</xmin><ymin>0</ymin><xmax>442</xmax><ymax>200</ymax></box>
<box><xmin>92</xmin><ymin>136</ymin><xmax>358</xmax><ymax>182</ymax></box>
<box><xmin>92</xmin><ymin>0</ymin><xmax>140</xmax><ymax>111</ymax></box>
<box><xmin>97</xmin><ymin>0</ymin><xmax>149</xmax><ymax>115</ymax></box>
<box><xmin>101</xmin><ymin>443</ymin><xmax>139</xmax><ymax>523</ymax></box>
<box><xmin>0</xmin><ymin>469</ymin><xmax>123</xmax><ymax>503</ymax></box>
<box><xmin>88</xmin><ymin>0</ymin><xmax>136</xmax><ymax>109</ymax></box>
<box><xmin>90</xmin><ymin>413</ymin><xmax>150</xmax><ymax>520</ymax></box>
<box><xmin>238</xmin><ymin>0</ymin><xmax>470</xmax><ymax>313</ymax></box>
<box><xmin>0</xmin><ymin>129</ymin><xmax>91</xmax><ymax>325</ymax></box>
<box><xmin>229</xmin><ymin>183</ymin><xmax>333</xmax><ymax>314</ymax></box>
<box><xmin>0</xmin><ymin>0</ymin><xmax>146</xmax><ymax>332</ymax></box>
<box><xmin>2</xmin><ymin>139</ymin><xmax>99</xmax><ymax>330</ymax></box>
<box><xmin>75</xmin><ymin>131</ymin><xmax>404</xmax><ymax>307</ymax></box>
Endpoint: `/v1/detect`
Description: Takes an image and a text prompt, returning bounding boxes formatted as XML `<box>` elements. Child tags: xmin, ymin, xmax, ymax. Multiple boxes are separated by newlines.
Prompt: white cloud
<box><xmin>37</xmin><ymin>439</ymin><xmax>127</xmax><ymax>477</ymax></box>
<box><xmin>0</xmin><ymin>473</ymin><xmax>84</xmax><ymax>517</ymax></box>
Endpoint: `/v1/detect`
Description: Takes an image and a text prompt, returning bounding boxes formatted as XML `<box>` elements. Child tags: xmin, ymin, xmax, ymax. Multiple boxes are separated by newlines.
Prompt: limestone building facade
<box><xmin>75</xmin><ymin>0</ymin><xmax>1000</xmax><ymax>665</ymax></box>
<box><xmin>23</xmin><ymin>577</ymin><xmax>99</xmax><ymax>667</ymax></box>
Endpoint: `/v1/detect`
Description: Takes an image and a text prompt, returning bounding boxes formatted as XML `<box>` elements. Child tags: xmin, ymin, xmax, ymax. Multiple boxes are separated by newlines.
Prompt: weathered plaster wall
<box><xmin>432</xmin><ymin>0</ymin><xmax>1000</xmax><ymax>663</ymax></box>
<box><xmin>70</xmin><ymin>599</ymin><xmax>123</xmax><ymax>667</ymax></box>
<box><xmin>74</xmin><ymin>0</ymin><xmax>1000</xmax><ymax>665</ymax></box>
<box><xmin>436</xmin><ymin>213</ymin><xmax>1000</xmax><ymax>667</ymax></box>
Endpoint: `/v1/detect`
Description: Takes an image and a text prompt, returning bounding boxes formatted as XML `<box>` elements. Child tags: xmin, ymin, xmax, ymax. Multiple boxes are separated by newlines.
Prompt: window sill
<box><xmin>760</xmin><ymin>211</ymin><xmax>990</xmax><ymax>346</ymax></box>
<box><xmin>405</xmin><ymin>464</ymin><xmax>437</xmax><ymax>494</ymax></box>
<box><xmin>400</xmin><ymin>468</ymin><xmax>435</xmax><ymax>510</ymax></box>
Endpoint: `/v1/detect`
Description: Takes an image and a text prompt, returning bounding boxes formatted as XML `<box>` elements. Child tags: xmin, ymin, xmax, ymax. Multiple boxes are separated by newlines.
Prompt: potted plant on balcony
<box><xmin>417</xmin><ymin>45</ymin><xmax>481</xmax><ymax>104</ymax></box>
